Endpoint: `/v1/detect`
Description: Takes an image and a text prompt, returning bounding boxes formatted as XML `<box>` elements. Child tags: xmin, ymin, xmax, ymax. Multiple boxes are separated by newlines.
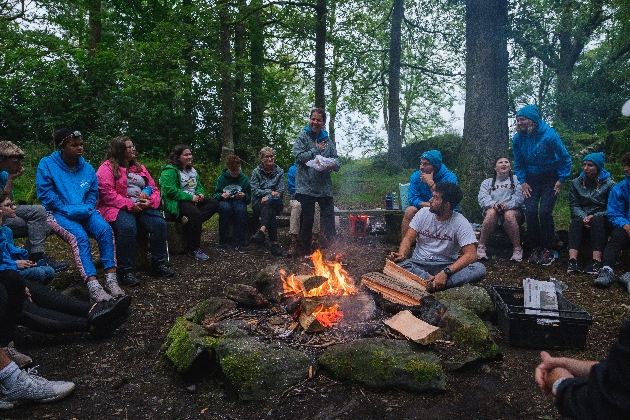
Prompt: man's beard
<box><xmin>429</xmin><ymin>203</ymin><xmax>445</xmax><ymax>217</ymax></box>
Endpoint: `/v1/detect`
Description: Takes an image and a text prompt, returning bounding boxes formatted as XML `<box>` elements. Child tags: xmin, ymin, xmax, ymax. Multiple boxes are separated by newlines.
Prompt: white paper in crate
<box><xmin>523</xmin><ymin>278</ymin><xmax>559</xmax><ymax>324</ymax></box>
<box><xmin>306</xmin><ymin>155</ymin><xmax>336</xmax><ymax>171</ymax></box>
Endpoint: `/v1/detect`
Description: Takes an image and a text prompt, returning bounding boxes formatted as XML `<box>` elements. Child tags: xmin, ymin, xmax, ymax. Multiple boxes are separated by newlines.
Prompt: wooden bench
<box><xmin>334</xmin><ymin>209</ymin><xmax>404</xmax><ymax>243</ymax></box>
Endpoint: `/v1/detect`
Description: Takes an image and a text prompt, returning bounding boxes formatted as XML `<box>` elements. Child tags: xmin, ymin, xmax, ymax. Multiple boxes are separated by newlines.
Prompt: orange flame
<box><xmin>280</xmin><ymin>250</ymin><xmax>356</xmax><ymax>297</ymax></box>
<box><xmin>312</xmin><ymin>303</ymin><xmax>344</xmax><ymax>327</ymax></box>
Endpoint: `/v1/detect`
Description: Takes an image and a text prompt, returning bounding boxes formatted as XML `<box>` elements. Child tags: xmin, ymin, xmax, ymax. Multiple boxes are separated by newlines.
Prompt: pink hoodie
<box><xmin>96</xmin><ymin>160</ymin><xmax>161</xmax><ymax>223</ymax></box>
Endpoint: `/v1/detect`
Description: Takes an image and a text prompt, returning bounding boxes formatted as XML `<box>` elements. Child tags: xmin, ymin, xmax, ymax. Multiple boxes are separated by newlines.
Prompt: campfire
<box><xmin>280</xmin><ymin>250</ymin><xmax>364</xmax><ymax>331</ymax></box>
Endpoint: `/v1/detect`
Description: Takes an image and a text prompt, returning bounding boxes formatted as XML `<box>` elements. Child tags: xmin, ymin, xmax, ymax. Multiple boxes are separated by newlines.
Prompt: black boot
<box><xmin>151</xmin><ymin>259</ymin><xmax>175</xmax><ymax>277</ymax></box>
<box><xmin>118</xmin><ymin>269</ymin><xmax>140</xmax><ymax>287</ymax></box>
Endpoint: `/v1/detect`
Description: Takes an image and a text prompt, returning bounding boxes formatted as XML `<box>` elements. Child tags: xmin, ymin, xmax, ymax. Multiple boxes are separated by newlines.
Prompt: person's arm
<box><xmin>292</xmin><ymin>131</ymin><xmax>320</xmax><ymax>165</ymax></box>
<box><xmin>430</xmin><ymin>243</ymin><xmax>478</xmax><ymax>291</ymax></box>
<box><xmin>96</xmin><ymin>162</ymin><xmax>135</xmax><ymax>212</ymax></box>
<box><xmin>242</xmin><ymin>177</ymin><xmax>251</xmax><ymax>205</ymax></box>
<box><xmin>160</xmin><ymin>167</ymin><xmax>194</xmax><ymax>202</ymax></box>
<box><xmin>324</xmin><ymin>138</ymin><xmax>341</xmax><ymax>172</ymax></box>
<box><xmin>36</xmin><ymin>159</ymin><xmax>66</xmax><ymax>213</ymax></box>
<box><xmin>553</xmin><ymin>134</ymin><xmax>572</xmax><ymax>184</ymax></box>
<box><xmin>511</xmin><ymin>136</ymin><xmax>526</xmax><ymax>185</ymax></box>
<box><xmin>568</xmin><ymin>180</ymin><xmax>588</xmax><ymax>220</ymax></box>
<box><xmin>288</xmin><ymin>165</ymin><xmax>296</xmax><ymax>196</ymax></box>
<box><xmin>194</xmin><ymin>171</ymin><xmax>206</xmax><ymax>197</ymax></box>
<box><xmin>607</xmin><ymin>185</ymin><xmax>630</xmax><ymax>231</ymax></box>
<box><xmin>250</xmin><ymin>169</ymin><xmax>269</xmax><ymax>199</ymax></box>
<box><xmin>407</xmin><ymin>171</ymin><xmax>427</xmax><ymax>208</ymax></box>
<box><xmin>477</xmin><ymin>179</ymin><xmax>497</xmax><ymax>210</ymax></box>
<box><xmin>388</xmin><ymin>227</ymin><xmax>419</xmax><ymax>262</ymax></box>
<box><xmin>275</xmin><ymin>168</ymin><xmax>285</xmax><ymax>197</ymax></box>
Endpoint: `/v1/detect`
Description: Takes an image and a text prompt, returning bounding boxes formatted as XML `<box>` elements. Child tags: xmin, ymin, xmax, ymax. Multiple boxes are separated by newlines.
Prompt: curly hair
<box><xmin>167</xmin><ymin>144</ymin><xmax>193</xmax><ymax>170</ymax></box>
<box><xmin>0</xmin><ymin>190</ymin><xmax>10</xmax><ymax>204</ymax></box>
<box><xmin>105</xmin><ymin>136</ymin><xmax>142</xmax><ymax>180</ymax></box>
<box><xmin>226</xmin><ymin>154</ymin><xmax>241</xmax><ymax>171</ymax></box>
<box><xmin>434</xmin><ymin>182</ymin><xmax>463</xmax><ymax>209</ymax></box>
<box><xmin>622</xmin><ymin>152</ymin><xmax>630</xmax><ymax>167</ymax></box>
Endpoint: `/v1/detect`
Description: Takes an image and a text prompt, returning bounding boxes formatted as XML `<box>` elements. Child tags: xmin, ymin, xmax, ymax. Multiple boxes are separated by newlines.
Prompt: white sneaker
<box><xmin>88</xmin><ymin>283</ymin><xmax>113</xmax><ymax>303</ymax></box>
<box><xmin>477</xmin><ymin>245</ymin><xmax>488</xmax><ymax>260</ymax></box>
<box><xmin>2</xmin><ymin>342</ymin><xmax>32</xmax><ymax>368</ymax></box>
<box><xmin>105</xmin><ymin>279</ymin><xmax>126</xmax><ymax>298</ymax></box>
<box><xmin>0</xmin><ymin>369</ymin><xmax>75</xmax><ymax>410</ymax></box>
<box><xmin>511</xmin><ymin>247</ymin><xmax>523</xmax><ymax>262</ymax></box>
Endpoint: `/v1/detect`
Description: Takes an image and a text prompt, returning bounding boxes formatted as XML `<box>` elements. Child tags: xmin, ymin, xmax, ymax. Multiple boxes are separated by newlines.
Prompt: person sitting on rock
<box><xmin>389</xmin><ymin>182</ymin><xmax>486</xmax><ymax>292</ymax></box>
<box><xmin>594</xmin><ymin>151</ymin><xmax>630</xmax><ymax>289</ymax></box>
<box><xmin>402</xmin><ymin>150</ymin><xmax>458</xmax><ymax>238</ymax></box>
<box><xmin>566</xmin><ymin>152</ymin><xmax>615</xmax><ymax>275</ymax></box>
<box><xmin>250</xmin><ymin>147</ymin><xmax>285</xmax><ymax>256</ymax></box>
<box><xmin>0</xmin><ymin>141</ymin><xmax>67</xmax><ymax>273</ymax></box>
<box><xmin>477</xmin><ymin>157</ymin><xmax>524</xmax><ymax>262</ymax></box>
<box><xmin>213</xmin><ymin>154</ymin><xmax>251</xmax><ymax>254</ymax></box>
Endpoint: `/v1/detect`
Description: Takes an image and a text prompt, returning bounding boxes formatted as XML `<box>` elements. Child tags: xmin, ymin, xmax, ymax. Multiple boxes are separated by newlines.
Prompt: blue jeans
<box><xmin>20</xmin><ymin>266</ymin><xmax>56</xmax><ymax>285</ymax></box>
<box><xmin>47</xmin><ymin>212</ymin><xmax>116</xmax><ymax>282</ymax></box>
<box><xmin>523</xmin><ymin>172</ymin><xmax>558</xmax><ymax>250</ymax></box>
<box><xmin>112</xmin><ymin>209</ymin><xmax>167</xmax><ymax>270</ymax></box>
<box><xmin>218</xmin><ymin>200</ymin><xmax>248</xmax><ymax>247</ymax></box>
<box><xmin>397</xmin><ymin>259</ymin><xmax>486</xmax><ymax>289</ymax></box>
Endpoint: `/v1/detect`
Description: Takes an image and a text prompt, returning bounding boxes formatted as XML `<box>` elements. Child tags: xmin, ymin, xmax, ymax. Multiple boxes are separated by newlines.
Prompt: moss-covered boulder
<box><xmin>438</xmin><ymin>305</ymin><xmax>499</xmax><ymax>370</ymax></box>
<box><xmin>318</xmin><ymin>338</ymin><xmax>446</xmax><ymax>392</ymax></box>
<box><xmin>434</xmin><ymin>285</ymin><xmax>495</xmax><ymax>320</ymax></box>
<box><xmin>254</xmin><ymin>264</ymin><xmax>284</xmax><ymax>302</ymax></box>
<box><xmin>215</xmin><ymin>332</ymin><xmax>311</xmax><ymax>400</ymax></box>
<box><xmin>162</xmin><ymin>317</ymin><xmax>218</xmax><ymax>373</ymax></box>
<box><xmin>183</xmin><ymin>297</ymin><xmax>237</xmax><ymax>324</ymax></box>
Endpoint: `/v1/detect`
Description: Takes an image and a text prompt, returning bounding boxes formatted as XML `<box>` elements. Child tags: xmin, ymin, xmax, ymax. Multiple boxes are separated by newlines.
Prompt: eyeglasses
<box><xmin>263</xmin><ymin>155</ymin><xmax>275</xmax><ymax>160</ymax></box>
<box><xmin>0</xmin><ymin>202</ymin><xmax>16</xmax><ymax>208</ymax></box>
<box><xmin>126</xmin><ymin>145</ymin><xmax>136</xmax><ymax>150</ymax></box>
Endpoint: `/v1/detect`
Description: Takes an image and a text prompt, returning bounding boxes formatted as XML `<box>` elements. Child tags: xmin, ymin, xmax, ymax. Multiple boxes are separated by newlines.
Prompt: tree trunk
<box><xmin>314</xmin><ymin>0</ymin><xmax>326</xmax><ymax>109</ymax></box>
<box><xmin>387</xmin><ymin>0</ymin><xmax>403</xmax><ymax>165</ymax></box>
<box><xmin>233</xmin><ymin>4</ymin><xmax>246</xmax><ymax>155</ymax></box>
<box><xmin>219</xmin><ymin>1</ymin><xmax>234</xmax><ymax>162</ymax></box>
<box><xmin>88</xmin><ymin>0</ymin><xmax>101</xmax><ymax>58</ymax></box>
<box><xmin>249</xmin><ymin>0</ymin><xmax>265</xmax><ymax>148</ymax></box>
<box><xmin>459</xmin><ymin>0</ymin><xmax>509</xmax><ymax>221</ymax></box>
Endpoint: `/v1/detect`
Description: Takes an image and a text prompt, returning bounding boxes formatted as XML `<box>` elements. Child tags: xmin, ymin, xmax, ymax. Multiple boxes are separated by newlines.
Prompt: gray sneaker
<box><xmin>105</xmin><ymin>279</ymin><xmax>126</xmax><ymax>298</ymax></box>
<box><xmin>2</xmin><ymin>342</ymin><xmax>32</xmax><ymax>368</ymax></box>
<box><xmin>87</xmin><ymin>283</ymin><xmax>113</xmax><ymax>303</ymax></box>
<box><xmin>0</xmin><ymin>369</ymin><xmax>75</xmax><ymax>410</ymax></box>
<box><xmin>594</xmin><ymin>267</ymin><xmax>615</xmax><ymax>288</ymax></box>
<box><xmin>618</xmin><ymin>272</ymin><xmax>630</xmax><ymax>294</ymax></box>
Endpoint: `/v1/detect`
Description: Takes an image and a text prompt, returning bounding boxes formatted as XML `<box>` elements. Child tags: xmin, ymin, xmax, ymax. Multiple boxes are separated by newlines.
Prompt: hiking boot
<box><xmin>88</xmin><ymin>295</ymin><xmax>132</xmax><ymax>327</ymax></box>
<box><xmin>87</xmin><ymin>282</ymin><xmax>113</xmax><ymax>303</ymax></box>
<box><xmin>250</xmin><ymin>230</ymin><xmax>265</xmax><ymax>245</ymax></box>
<box><xmin>235</xmin><ymin>245</ymin><xmax>249</xmax><ymax>254</ymax></box>
<box><xmin>181</xmin><ymin>216</ymin><xmax>189</xmax><ymax>225</ymax></box>
<box><xmin>528</xmin><ymin>248</ymin><xmax>542</xmax><ymax>264</ymax></box>
<box><xmin>188</xmin><ymin>248</ymin><xmax>209</xmax><ymax>261</ymax></box>
<box><xmin>477</xmin><ymin>245</ymin><xmax>488</xmax><ymax>260</ymax></box>
<box><xmin>582</xmin><ymin>260</ymin><xmax>602</xmax><ymax>275</ymax></box>
<box><xmin>118</xmin><ymin>271</ymin><xmax>140</xmax><ymax>287</ymax></box>
<box><xmin>150</xmin><ymin>260</ymin><xmax>175</xmax><ymax>277</ymax></box>
<box><xmin>216</xmin><ymin>244</ymin><xmax>227</xmax><ymax>253</ymax></box>
<box><xmin>0</xmin><ymin>369</ymin><xmax>75</xmax><ymax>410</ymax></box>
<box><xmin>511</xmin><ymin>247</ymin><xmax>523</xmax><ymax>262</ymax></box>
<box><xmin>2</xmin><ymin>342</ymin><xmax>32</xmax><ymax>368</ymax></box>
<box><xmin>538</xmin><ymin>248</ymin><xmax>555</xmax><ymax>266</ymax></box>
<box><xmin>618</xmin><ymin>272</ymin><xmax>630</xmax><ymax>294</ymax></box>
<box><xmin>567</xmin><ymin>258</ymin><xmax>580</xmax><ymax>273</ymax></box>
<box><xmin>105</xmin><ymin>278</ymin><xmax>126</xmax><ymax>298</ymax></box>
<box><xmin>90</xmin><ymin>307</ymin><xmax>132</xmax><ymax>340</ymax></box>
<box><xmin>594</xmin><ymin>267</ymin><xmax>615</xmax><ymax>288</ymax></box>
<box><xmin>270</xmin><ymin>243</ymin><xmax>283</xmax><ymax>256</ymax></box>
<box><xmin>41</xmin><ymin>256</ymin><xmax>68</xmax><ymax>273</ymax></box>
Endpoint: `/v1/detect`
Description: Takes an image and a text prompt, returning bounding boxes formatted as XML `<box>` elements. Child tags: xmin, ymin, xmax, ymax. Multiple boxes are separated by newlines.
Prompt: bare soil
<box><xmin>10</xmin><ymin>217</ymin><xmax>629</xmax><ymax>420</ymax></box>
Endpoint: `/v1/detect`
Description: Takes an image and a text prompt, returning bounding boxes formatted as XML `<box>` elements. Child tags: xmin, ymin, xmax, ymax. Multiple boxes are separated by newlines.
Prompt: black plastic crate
<box><xmin>490</xmin><ymin>285</ymin><xmax>593</xmax><ymax>350</ymax></box>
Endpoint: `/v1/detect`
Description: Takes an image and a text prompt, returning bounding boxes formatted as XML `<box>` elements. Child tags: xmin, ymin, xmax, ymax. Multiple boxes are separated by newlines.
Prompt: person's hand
<box><xmin>429</xmin><ymin>271</ymin><xmax>447</xmax><ymax>292</ymax></box>
<box><xmin>138</xmin><ymin>198</ymin><xmax>151</xmax><ymax>209</ymax></box>
<box><xmin>261</xmin><ymin>196</ymin><xmax>269</xmax><ymax>204</ymax></box>
<box><xmin>324</xmin><ymin>162</ymin><xmax>336</xmax><ymax>172</ymax></box>
<box><xmin>24</xmin><ymin>287</ymin><xmax>32</xmax><ymax>302</ymax></box>
<box><xmin>9</xmin><ymin>165</ymin><xmax>25</xmax><ymax>179</ymax></box>
<box><xmin>131</xmin><ymin>202</ymin><xmax>143</xmax><ymax>213</ymax></box>
<box><xmin>583</xmin><ymin>215</ymin><xmax>593</xmax><ymax>227</ymax></box>
<box><xmin>235</xmin><ymin>191</ymin><xmax>245</xmax><ymax>200</ymax></box>
<box><xmin>420</xmin><ymin>172</ymin><xmax>435</xmax><ymax>188</ymax></box>
<box><xmin>221</xmin><ymin>192</ymin><xmax>231</xmax><ymax>199</ymax></box>
<box><xmin>554</xmin><ymin>181</ymin><xmax>563</xmax><ymax>196</ymax></box>
<box><xmin>16</xmin><ymin>260</ymin><xmax>37</xmax><ymax>269</ymax></box>
<box><xmin>316</xmin><ymin>140</ymin><xmax>327</xmax><ymax>151</ymax></box>
<box><xmin>521</xmin><ymin>182</ymin><xmax>532</xmax><ymax>199</ymax></box>
<box><xmin>271</xmin><ymin>191</ymin><xmax>280</xmax><ymax>198</ymax></box>
<box><xmin>388</xmin><ymin>251</ymin><xmax>405</xmax><ymax>262</ymax></box>
<box><xmin>197</xmin><ymin>193</ymin><xmax>204</xmax><ymax>200</ymax></box>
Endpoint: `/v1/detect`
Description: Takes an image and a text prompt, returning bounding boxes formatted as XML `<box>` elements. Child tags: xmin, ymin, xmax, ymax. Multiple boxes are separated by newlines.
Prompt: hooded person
<box><xmin>401</xmin><ymin>149</ymin><xmax>458</xmax><ymax>238</ymax></box>
<box><xmin>566</xmin><ymin>152</ymin><xmax>616</xmax><ymax>275</ymax></box>
<box><xmin>512</xmin><ymin>104</ymin><xmax>572</xmax><ymax>266</ymax></box>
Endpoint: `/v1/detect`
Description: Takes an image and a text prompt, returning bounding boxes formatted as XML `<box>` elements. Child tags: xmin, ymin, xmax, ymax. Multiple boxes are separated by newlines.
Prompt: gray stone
<box><xmin>254</xmin><ymin>264</ymin><xmax>284</xmax><ymax>302</ymax></box>
<box><xmin>162</xmin><ymin>317</ymin><xmax>219</xmax><ymax>373</ymax></box>
<box><xmin>318</xmin><ymin>338</ymin><xmax>446</xmax><ymax>392</ymax></box>
<box><xmin>215</xmin><ymin>332</ymin><xmax>312</xmax><ymax>400</ymax></box>
<box><xmin>438</xmin><ymin>305</ymin><xmax>499</xmax><ymax>370</ymax></box>
<box><xmin>183</xmin><ymin>297</ymin><xmax>237</xmax><ymax>324</ymax></box>
<box><xmin>433</xmin><ymin>285</ymin><xmax>495</xmax><ymax>320</ymax></box>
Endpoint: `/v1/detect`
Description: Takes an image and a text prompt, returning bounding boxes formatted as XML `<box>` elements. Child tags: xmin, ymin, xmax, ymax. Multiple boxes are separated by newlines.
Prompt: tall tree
<box><xmin>314</xmin><ymin>0</ymin><xmax>327</xmax><ymax>109</ymax></box>
<box><xmin>387</xmin><ymin>0</ymin><xmax>404</xmax><ymax>165</ymax></box>
<box><xmin>458</xmin><ymin>0</ymin><xmax>509</xmax><ymax>220</ymax></box>
<box><xmin>219</xmin><ymin>0</ymin><xmax>235</xmax><ymax>161</ymax></box>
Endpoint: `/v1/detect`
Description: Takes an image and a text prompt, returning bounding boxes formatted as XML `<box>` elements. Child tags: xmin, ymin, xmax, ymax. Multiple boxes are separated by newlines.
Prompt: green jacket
<box><xmin>159</xmin><ymin>164</ymin><xmax>205</xmax><ymax>218</ymax></box>
<box><xmin>212</xmin><ymin>169</ymin><xmax>251</xmax><ymax>205</ymax></box>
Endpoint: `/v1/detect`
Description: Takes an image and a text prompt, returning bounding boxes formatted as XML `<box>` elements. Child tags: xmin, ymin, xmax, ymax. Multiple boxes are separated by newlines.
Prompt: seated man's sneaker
<box><xmin>119</xmin><ymin>271</ymin><xmax>140</xmax><ymax>287</ymax></box>
<box><xmin>527</xmin><ymin>248</ymin><xmax>541</xmax><ymax>264</ymax></box>
<box><xmin>41</xmin><ymin>256</ymin><xmax>68</xmax><ymax>273</ymax></box>
<box><xmin>582</xmin><ymin>260</ymin><xmax>602</xmax><ymax>275</ymax></box>
<box><xmin>105</xmin><ymin>279</ymin><xmax>126</xmax><ymax>298</ymax></box>
<box><xmin>150</xmin><ymin>260</ymin><xmax>175</xmax><ymax>277</ymax></box>
<box><xmin>2</xmin><ymin>342</ymin><xmax>32</xmax><ymax>368</ymax></box>
<box><xmin>476</xmin><ymin>245</ymin><xmax>488</xmax><ymax>260</ymax></box>
<box><xmin>0</xmin><ymin>369</ymin><xmax>75</xmax><ymax>410</ymax></box>
<box><xmin>567</xmin><ymin>258</ymin><xmax>580</xmax><ymax>273</ymax></box>
<box><xmin>594</xmin><ymin>267</ymin><xmax>615</xmax><ymax>288</ymax></box>
<box><xmin>87</xmin><ymin>283</ymin><xmax>113</xmax><ymax>303</ymax></box>
<box><xmin>235</xmin><ymin>245</ymin><xmax>249</xmax><ymax>254</ymax></box>
<box><xmin>88</xmin><ymin>295</ymin><xmax>132</xmax><ymax>326</ymax></box>
<box><xmin>538</xmin><ymin>248</ymin><xmax>555</xmax><ymax>266</ymax></box>
<box><xmin>250</xmin><ymin>230</ymin><xmax>265</xmax><ymax>245</ymax></box>
<box><xmin>188</xmin><ymin>248</ymin><xmax>210</xmax><ymax>261</ymax></box>
<box><xmin>510</xmin><ymin>247</ymin><xmax>523</xmax><ymax>262</ymax></box>
<box><xmin>270</xmin><ymin>243</ymin><xmax>283</xmax><ymax>256</ymax></box>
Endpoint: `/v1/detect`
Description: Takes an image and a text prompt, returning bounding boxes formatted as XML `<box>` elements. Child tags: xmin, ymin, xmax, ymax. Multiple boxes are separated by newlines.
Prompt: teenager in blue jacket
<box><xmin>402</xmin><ymin>150</ymin><xmax>458</xmax><ymax>237</ymax></box>
<box><xmin>36</xmin><ymin>129</ymin><xmax>123</xmax><ymax>303</ymax></box>
<box><xmin>512</xmin><ymin>104</ymin><xmax>572</xmax><ymax>266</ymax></box>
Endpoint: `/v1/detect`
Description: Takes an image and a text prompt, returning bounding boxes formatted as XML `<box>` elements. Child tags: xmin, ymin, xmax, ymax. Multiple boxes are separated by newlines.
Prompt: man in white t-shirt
<box><xmin>389</xmin><ymin>182</ymin><xmax>486</xmax><ymax>291</ymax></box>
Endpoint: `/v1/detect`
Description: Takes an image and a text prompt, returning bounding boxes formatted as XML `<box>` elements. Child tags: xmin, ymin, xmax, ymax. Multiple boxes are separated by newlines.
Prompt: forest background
<box><xmin>1</xmin><ymin>0</ymin><xmax>630</xmax><ymax>220</ymax></box>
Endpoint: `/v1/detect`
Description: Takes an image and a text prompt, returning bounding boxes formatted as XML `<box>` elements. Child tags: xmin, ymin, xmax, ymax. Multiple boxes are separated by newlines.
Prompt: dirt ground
<box><xmin>8</xmin><ymin>216</ymin><xmax>629</xmax><ymax>420</ymax></box>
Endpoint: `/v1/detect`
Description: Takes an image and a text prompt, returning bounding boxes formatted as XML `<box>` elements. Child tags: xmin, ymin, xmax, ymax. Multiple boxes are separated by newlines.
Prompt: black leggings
<box><xmin>568</xmin><ymin>215</ymin><xmax>611</xmax><ymax>253</ymax></box>
<box><xmin>0</xmin><ymin>270</ymin><xmax>25</xmax><ymax>346</ymax></box>
<box><xmin>252</xmin><ymin>199</ymin><xmax>284</xmax><ymax>242</ymax></box>
<box><xmin>178</xmin><ymin>198</ymin><xmax>219</xmax><ymax>250</ymax></box>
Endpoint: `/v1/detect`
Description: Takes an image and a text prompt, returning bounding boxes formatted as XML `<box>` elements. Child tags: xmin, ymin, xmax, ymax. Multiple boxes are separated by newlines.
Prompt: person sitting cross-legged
<box><xmin>594</xmin><ymin>152</ymin><xmax>630</xmax><ymax>289</ymax></box>
<box><xmin>389</xmin><ymin>182</ymin><xmax>486</xmax><ymax>292</ymax></box>
<box><xmin>566</xmin><ymin>152</ymin><xmax>615</xmax><ymax>275</ymax></box>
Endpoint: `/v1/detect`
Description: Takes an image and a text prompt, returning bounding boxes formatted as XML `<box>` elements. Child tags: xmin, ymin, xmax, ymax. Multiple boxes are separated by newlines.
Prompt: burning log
<box><xmin>299</xmin><ymin>313</ymin><xmax>326</xmax><ymax>332</ymax></box>
<box><xmin>223</xmin><ymin>284</ymin><xmax>269</xmax><ymax>308</ymax></box>
<box><xmin>302</xmin><ymin>275</ymin><xmax>328</xmax><ymax>292</ymax></box>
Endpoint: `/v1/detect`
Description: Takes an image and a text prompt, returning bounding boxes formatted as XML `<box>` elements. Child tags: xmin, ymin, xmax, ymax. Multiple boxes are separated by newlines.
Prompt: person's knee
<box><xmin>403</xmin><ymin>206</ymin><xmax>418</xmax><ymax>222</ymax></box>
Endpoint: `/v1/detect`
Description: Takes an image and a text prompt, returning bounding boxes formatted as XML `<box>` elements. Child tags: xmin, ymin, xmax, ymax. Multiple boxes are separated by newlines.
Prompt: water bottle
<box><xmin>139</xmin><ymin>186</ymin><xmax>153</xmax><ymax>200</ymax></box>
<box><xmin>385</xmin><ymin>194</ymin><xmax>393</xmax><ymax>210</ymax></box>
<box><xmin>392</xmin><ymin>191</ymin><xmax>399</xmax><ymax>210</ymax></box>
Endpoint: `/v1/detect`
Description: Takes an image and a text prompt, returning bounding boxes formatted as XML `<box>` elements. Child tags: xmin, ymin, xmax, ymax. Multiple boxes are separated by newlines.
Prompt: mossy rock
<box><xmin>183</xmin><ymin>297</ymin><xmax>237</xmax><ymax>325</ymax></box>
<box><xmin>215</xmin><ymin>333</ymin><xmax>311</xmax><ymax>400</ymax></box>
<box><xmin>318</xmin><ymin>338</ymin><xmax>445</xmax><ymax>392</ymax></box>
<box><xmin>434</xmin><ymin>285</ymin><xmax>495</xmax><ymax>320</ymax></box>
<box><xmin>162</xmin><ymin>317</ymin><xmax>218</xmax><ymax>373</ymax></box>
